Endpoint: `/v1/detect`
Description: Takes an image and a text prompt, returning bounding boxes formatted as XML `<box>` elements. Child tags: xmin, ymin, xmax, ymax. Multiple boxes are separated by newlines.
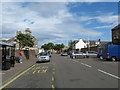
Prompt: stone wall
<box><xmin>15</xmin><ymin>50</ymin><xmax>36</xmax><ymax>60</ymax></box>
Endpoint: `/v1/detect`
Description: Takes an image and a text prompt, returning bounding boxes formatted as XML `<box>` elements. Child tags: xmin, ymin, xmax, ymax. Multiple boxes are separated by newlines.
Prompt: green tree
<box><xmin>47</xmin><ymin>43</ymin><xmax>54</xmax><ymax>49</ymax></box>
<box><xmin>41</xmin><ymin>42</ymin><xmax>54</xmax><ymax>50</ymax></box>
<box><xmin>17</xmin><ymin>33</ymin><xmax>34</xmax><ymax>49</ymax></box>
<box><xmin>41</xmin><ymin>44</ymin><xmax>50</xmax><ymax>50</ymax></box>
<box><xmin>54</xmin><ymin>44</ymin><xmax>64</xmax><ymax>51</ymax></box>
<box><xmin>68</xmin><ymin>40</ymin><xmax>76</xmax><ymax>51</ymax></box>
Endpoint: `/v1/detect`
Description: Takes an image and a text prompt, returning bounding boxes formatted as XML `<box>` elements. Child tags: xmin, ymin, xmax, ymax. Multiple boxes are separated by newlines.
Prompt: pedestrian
<box><xmin>19</xmin><ymin>51</ymin><xmax>22</xmax><ymax>63</ymax></box>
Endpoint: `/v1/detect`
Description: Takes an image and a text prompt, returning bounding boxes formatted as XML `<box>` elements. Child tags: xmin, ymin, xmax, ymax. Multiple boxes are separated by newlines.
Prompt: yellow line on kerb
<box><xmin>0</xmin><ymin>64</ymin><xmax>36</xmax><ymax>89</ymax></box>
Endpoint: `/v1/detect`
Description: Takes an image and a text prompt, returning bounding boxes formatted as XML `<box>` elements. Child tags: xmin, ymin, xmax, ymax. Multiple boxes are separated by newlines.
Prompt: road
<box><xmin>2</xmin><ymin>54</ymin><xmax>119</xmax><ymax>89</ymax></box>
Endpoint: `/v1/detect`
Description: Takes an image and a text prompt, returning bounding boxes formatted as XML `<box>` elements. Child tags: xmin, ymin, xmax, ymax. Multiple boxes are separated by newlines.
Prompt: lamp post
<box><xmin>86</xmin><ymin>41</ymin><xmax>90</xmax><ymax>51</ymax></box>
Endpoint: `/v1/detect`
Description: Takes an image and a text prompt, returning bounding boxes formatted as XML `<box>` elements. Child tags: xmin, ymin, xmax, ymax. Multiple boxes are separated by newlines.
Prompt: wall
<box><xmin>15</xmin><ymin>50</ymin><xmax>36</xmax><ymax>60</ymax></box>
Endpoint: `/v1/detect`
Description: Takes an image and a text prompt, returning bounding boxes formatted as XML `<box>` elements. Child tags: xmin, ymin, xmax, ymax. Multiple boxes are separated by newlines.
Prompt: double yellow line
<box><xmin>0</xmin><ymin>64</ymin><xmax>36</xmax><ymax>89</ymax></box>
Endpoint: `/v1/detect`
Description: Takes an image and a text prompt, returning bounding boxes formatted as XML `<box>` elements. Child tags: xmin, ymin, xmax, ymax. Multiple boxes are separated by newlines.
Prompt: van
<box><xmin>100</xmin><ymin>45</ymin><xmax>120</xmax><ymax>61</ymax></box>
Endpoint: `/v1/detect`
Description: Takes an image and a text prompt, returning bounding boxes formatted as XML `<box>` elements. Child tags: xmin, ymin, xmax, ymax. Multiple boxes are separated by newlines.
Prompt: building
<box><xmin>112</xmin><ymin>24</ymin><xmax>120</xmax><ymax>45</ymax></box>
<box><xmin>7</xmin><ymin>28</ymin><xmax>38</xmax><ymax>50</ymax></box>
<box><xmin>72</xmin><ymin>39</ymin><xmax>100</xmax><ymax>50</ymax></box>
<box><xmin>72</xmin><ymin>38</ymin><xmax>111</xmax><ymax>52</ymax></box>
<box><xmin>72</xmin><ymin>39</ymin><xmax>87</xmax><ymax>50</ymax></box>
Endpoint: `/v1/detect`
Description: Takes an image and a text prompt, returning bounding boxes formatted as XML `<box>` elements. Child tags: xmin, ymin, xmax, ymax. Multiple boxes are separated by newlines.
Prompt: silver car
<box><xmin>70</xmin><ymin>51</ymin><xmax>87</xmax><ymax>59</ymax></box>
<box><xmin>86</xmin><ymin>51</ymin><xmax>98</xmax><ymax>58</ymax></box>
<box><xmin>37</xmin><ymin>52</ymin><xmax>50</xmax><ymax>62</ymax></box>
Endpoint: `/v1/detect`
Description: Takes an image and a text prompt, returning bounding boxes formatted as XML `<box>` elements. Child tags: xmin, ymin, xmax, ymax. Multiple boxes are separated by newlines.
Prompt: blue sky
<box><xmin>1</xmin><ymin>1</ymin><xmax>119</xmax><ymax>47</ymax></box>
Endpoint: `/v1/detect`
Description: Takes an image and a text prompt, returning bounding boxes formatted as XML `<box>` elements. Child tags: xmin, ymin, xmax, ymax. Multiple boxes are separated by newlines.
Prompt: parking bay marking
<box><xmin>97</xmin><ymin>69</ymin><xmax>120</xmax><ymax>80</ymax></box>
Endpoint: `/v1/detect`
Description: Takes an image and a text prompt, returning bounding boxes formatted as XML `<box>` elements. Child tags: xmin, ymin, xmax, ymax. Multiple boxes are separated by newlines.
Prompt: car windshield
<box><xmin>74</xmin><ymin>51</ymin><xmax>82</xmax><ymax>54</ymax></box>
<box><xmin>39</xmin><ymin>52</ymin><xmax>48</xmax><ymax>56</ymax></box>
<box><xmin>88</xmin><ymin>51</ymin><xmax>97</xmax><ymax>54</ymax></box>
<box><xmin>62</xmin><ymin>52</ymin><xmax>67</xmax><ymax>54</ymax></box>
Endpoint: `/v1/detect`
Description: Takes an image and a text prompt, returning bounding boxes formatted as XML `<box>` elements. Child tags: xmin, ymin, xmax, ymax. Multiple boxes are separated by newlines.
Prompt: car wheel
<box><xmin>111</xmin><ymin>57</ymin><xmax>116</xmax><ymax>62</ymax></box>
<box><xmin>100</xmin><ymin>56</ymin><xmax>103</xmax><ymax>60</ymax></box>
<box><xmin>72</xmin><ymin>56</ymin><xmax>75</xmax><ymax>59</ymax></box>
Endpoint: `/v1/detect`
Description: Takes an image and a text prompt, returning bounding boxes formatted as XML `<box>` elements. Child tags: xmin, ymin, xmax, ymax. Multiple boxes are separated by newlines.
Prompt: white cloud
<box><xmin>1</xmin><ymin>0</ymin><xmax>120</xmax><ymax>2</ymax></box>
<box><xmin>95</xmin><ymin>25</ymin><xmax>114</xmax><ymax>29</ymax></box>
<box><xmin>79</xmin><ymin>13</ymin><xmax>118</xmax><ymax>29</ymax></box>
<box><xmin>2</xmin><ymin>2</ymin><xmax>103</xmax><ymax>46</ymax></box>
<box><xmin>80</xmin><ymin>14</ymin><xmax>118</xmax><ymax>24</ymax></box>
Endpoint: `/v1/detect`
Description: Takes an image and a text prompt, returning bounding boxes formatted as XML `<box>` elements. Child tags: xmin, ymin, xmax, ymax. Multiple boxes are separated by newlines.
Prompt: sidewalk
<box><xmin>2</xmin><ymin>57</ymin><xmax>37</xmax><ymax>85</ymax></box>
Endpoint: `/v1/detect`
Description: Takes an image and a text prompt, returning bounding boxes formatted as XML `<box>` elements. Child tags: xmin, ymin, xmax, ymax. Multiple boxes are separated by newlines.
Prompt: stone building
<box><xmin>7</xmin><ymin>28</ymin><xmax>38</xmax><ymax>50</ymax></box>
<box><xmin>112</xmin><ymin>24</ymin><xmax>120</xmax><ymax>45</ymax></box>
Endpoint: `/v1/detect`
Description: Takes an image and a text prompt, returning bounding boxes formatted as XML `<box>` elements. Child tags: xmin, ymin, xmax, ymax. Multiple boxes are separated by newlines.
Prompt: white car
<box><xmin>37</xmin><ymin>53</ymin><xmax>50</xmax><ymax>62</ymax></box>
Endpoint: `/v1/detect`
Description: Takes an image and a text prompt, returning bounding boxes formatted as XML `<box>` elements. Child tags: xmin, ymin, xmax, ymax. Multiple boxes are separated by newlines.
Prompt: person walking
<box><xmin>19</xmin><ymin>51</ymin><xmax>22</xmax><ymax>63</ymax></box>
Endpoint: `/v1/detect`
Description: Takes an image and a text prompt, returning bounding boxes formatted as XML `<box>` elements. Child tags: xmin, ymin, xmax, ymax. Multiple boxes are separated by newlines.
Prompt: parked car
<box><xmin>61</xmin><ymin>52</ymin><xmax>68</xmax><ymax>56</ymax></box>
<box><xmin>100</xmin><ymin>45</ymin><xmax>120</xmax><ymax>61</ymax></box>
<box><xmin>47</xmin><ymin>53</ymin><xmax>52</xmax><ymax>57</ymax></box>
<box><xmin>86</xmin><ymin>51</ymin><xmax>98</xmax><ymax>58</ymax></box>
<box><xmin>70</xmin><ymin>51</ymin><xmax>87</xmax><ymax>59</ymax></box>
<box><xmin>37</xmin><ymin>52</ymin><xmax>50</xmax><ymax>62</ymax></box>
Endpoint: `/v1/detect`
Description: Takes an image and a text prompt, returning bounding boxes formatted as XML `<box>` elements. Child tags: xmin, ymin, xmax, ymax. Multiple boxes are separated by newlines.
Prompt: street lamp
<box><xmin>86</xmin><ymin>41</ymin><xmax>90</xmax><ymax>51</ymax></box>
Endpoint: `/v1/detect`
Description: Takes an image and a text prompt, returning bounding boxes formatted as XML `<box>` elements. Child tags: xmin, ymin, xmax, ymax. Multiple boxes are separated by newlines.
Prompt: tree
<box><xmin>16</xmin><ymin>33</ymin><xmax>34</xmax><ymax>50</ymax></box>
<box><xmin>41</xmin><ymin>42</ymin><xmax>54</xmax><ymax>50</ymax></box>
<box><xmin>54</xmin><ymin>44</ymin><xmax>64</xmax><ymax>51</ymax></box>
<box><xmin>41</xmin><ymin>43</ymin><xmax>65</xmax><ymax>51</ymax></box>
<box><xmin>68</xmin><ymin>40</ymin><xmax>76</xmax><ymax>51</ymax></box>
<box><xmin>41</xmin><ymin>44</ymin><xmax>50</xmax><ymax>50</ymax></box>
<box><xmin>47</xmin><ymin>43</ymin><xmax>54</xmax><ymax>49</ymax></box>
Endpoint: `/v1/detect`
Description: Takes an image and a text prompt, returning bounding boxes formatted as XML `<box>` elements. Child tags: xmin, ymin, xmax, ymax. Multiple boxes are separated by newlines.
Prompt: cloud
<box><xmin>79</xmin><ymin>14</ymin><xmax>118</xmax><ymax>24</ymax></box>
<box><xmin>1</xmin><ymin>0</ymin><xmax>120</xmax><ymax>2</ymax></box>
<box><xmin>95</xmin><ymin>25</ymin><xmax>113</xmax><ymax>29</ymax></box>
<box><xmin>2</xmin><ymin>2</ymin><xmax>103</xmax><ymax>46</ymax></box>
<box><xmin>79</xmin><ymin>13</ymin><xmax>118</xmax><ymax>29</ymax></box>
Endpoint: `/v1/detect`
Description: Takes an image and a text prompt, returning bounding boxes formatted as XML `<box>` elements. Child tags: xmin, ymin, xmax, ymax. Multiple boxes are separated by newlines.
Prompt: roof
<box><xmin>83</xmin><ymin>40</ymin><xmax>98</xmax><ymax>45</ymax></box>
<box><xmin>112</xmin><ymin>24</ymin><xmax>120</xmax><ymax>30</ymax></box>
<box><xmin>7</xmin><ymin>37</ymin><xmax>16</xmax><ymax>42</ymax></box>
<box><xmin>0</xmin><ymin>41</ymin><xmax>14</xmax><ymax>46</ymax></box>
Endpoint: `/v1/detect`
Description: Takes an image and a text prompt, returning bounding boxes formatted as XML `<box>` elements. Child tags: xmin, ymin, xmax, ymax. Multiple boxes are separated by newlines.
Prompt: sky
<box><xmin>0</xmin><ymin>0</ymin><xmax>119</xmax><ymax>47</ymax></box>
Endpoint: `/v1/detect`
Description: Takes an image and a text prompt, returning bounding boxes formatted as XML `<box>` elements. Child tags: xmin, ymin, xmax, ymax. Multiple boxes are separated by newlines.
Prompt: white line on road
<box><xmin>73</xmin><ymin>60</ymin><xmax>79</xmax><ymax>62</ymax></box>
<box><xmin>81</xmin><ymin>63</ymin><xmax>92</xmax><ymax>68</ymax></box>
<box><xmin>97</xmin><ymin>69</ymin><xmax>120</xmax><ymax>80</ymax></box>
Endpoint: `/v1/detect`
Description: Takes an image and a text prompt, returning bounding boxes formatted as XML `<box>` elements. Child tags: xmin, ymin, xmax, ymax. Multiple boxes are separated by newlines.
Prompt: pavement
<box><xmin>1</xmin><ymin>54</ymin><xmax>120</xmax><ymax>89</ymax></box>
<box><xmin>2</xmin><ymin>56</ymin><xmax>37</xmax><ymax>85</ymax></box>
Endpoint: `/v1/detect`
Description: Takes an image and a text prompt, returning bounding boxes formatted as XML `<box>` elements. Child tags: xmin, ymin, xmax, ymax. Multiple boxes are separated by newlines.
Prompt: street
<box><xmin>2</xmin><ymin>54</ymin><xmax>119</xmax><ymax>89</ymax></box>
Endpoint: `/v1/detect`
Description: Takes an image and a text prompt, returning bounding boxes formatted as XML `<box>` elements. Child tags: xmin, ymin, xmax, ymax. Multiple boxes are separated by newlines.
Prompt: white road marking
<box><xmin>81</xmin><ymin>63</ymin><xmax>92</xmax><ymax>68</ymax></box>
<box><xmin>97</xmin><ymin>69</ymin><xmax>120</xmax><ymax>80</ymax></box>
<box><xmin>73</xmin><ymin>60</ymin><xmax>79</xmax><ymax>62</ymax></box>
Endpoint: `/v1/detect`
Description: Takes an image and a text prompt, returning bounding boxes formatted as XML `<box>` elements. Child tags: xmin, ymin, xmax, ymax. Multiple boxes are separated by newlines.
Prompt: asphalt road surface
<box><xmin>2</xmin><ymin>54</ymin><xmax>120</xmax><ymax>89</ymax></box>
